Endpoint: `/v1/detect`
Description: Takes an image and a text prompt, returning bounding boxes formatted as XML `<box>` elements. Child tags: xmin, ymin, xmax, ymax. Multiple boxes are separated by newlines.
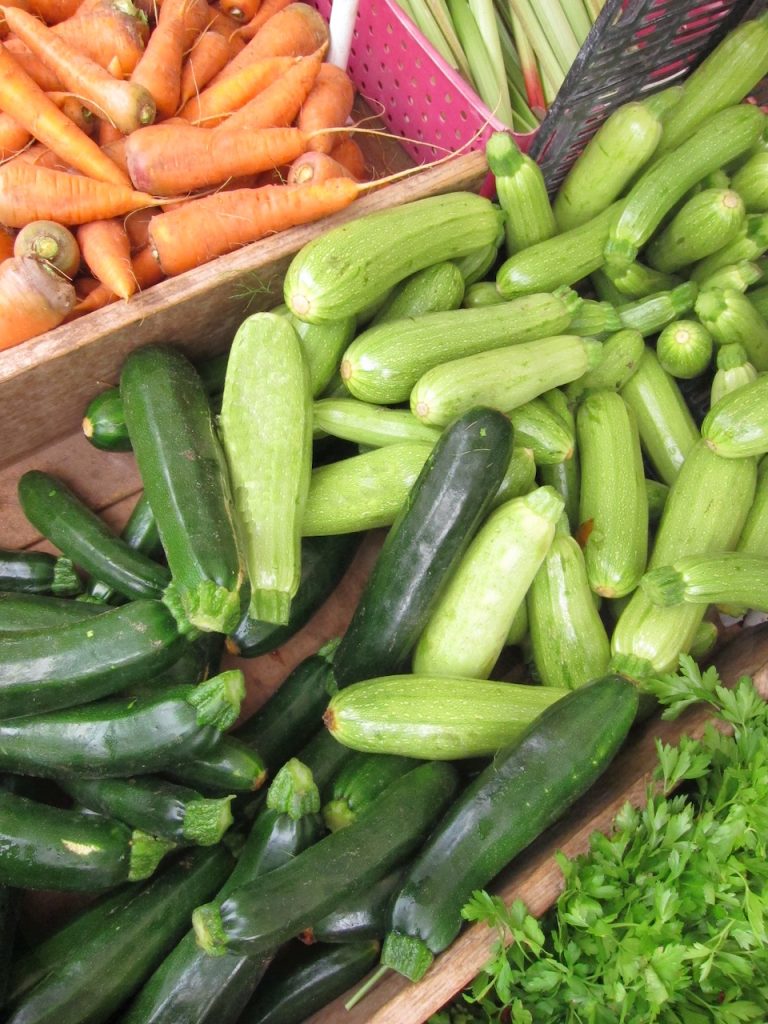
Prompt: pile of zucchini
<box><xmin>1</xmin><ymin>13</ymin><xmax>768</xmax><ymax>1023</ymax></box>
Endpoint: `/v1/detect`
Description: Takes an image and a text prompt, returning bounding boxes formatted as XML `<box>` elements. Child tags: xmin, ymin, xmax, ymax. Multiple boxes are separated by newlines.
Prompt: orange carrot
<box><xmin>98</xmin><ymin>118</ymin><xmax>124</xmax><ymax>145</ymax></box>
<box><xmin>0</xmin><ymin>0</ymin><xmax>33</xmax><ymax>40</ymax></box>
<box><xmin>218</xmin><ymin>0</ymin><xmax>258</xmax><ymax>24</ymax></box>
<box><xmin>65</xmin><ymin>242</ymin><xmax>163</xmax><ymax>318</ymax></box>
<box><xmin>8</xmin><ymin>139</ymin><xmax>70</xmax><ymax>168</ymax></box>
<box><xmin>131</xmin><ymin>0</ymin><xmax>208</xmax><ymax>118</ymax></box>
<box><xmin>287</xmin><ymin>149</ymin><xmax>356</xmax><ymax>185</ymax></box>
<box><xmin>14</xmin><ymin>218</ymin><xmax>80</xmax><ymax>275</ymax></box>
<box><xmin>0</xmin><ymin>224</ymin><xmax>15</xmax><ymax>260</ymax></box>
<box><xmin>100</xmin><ymin>134</ymin><xmax>130</xmax><ymax>175</ymax></box>
<box><xmin>211</xmin><ymin>2</ymin><xmax>328</xmax><ymax>82</ymax></box>
<box><xmin>148</xmin><ymin>175</ymin><xmax>358</xmax><ymax>275</ymax></box>
<box><xmin>177</xmin><ymin>28</ymin><xmax>229</xmax><ymax>108</ymax></box>
<box><xmin>26</xmin><ymin>0</ymin><xmax>81</xmax><ymax>23</ymax></box>
<box><xmin>76</xmin><ymin>216</ymin><xmax>135</xmax><ymax>297</ymax></box>
<box><xmin>329</xmin><ymin>133</ymin><xmax>367</xmax><ymax>180</ymax></box>
<box><xmin>52</xmin><ymin>1</ymin><xmax>149</xmax><ymax>76</ymax></box>
<box><xmin>3</xmin><ymin>37</ymin><xmax>61</xmax><ymax>89</ymax></box>
<box><xmin>298</xmin><ymin>62</ymin><xmax>354</xmax><ymax>154</ymax></box>
<box><xmin>0</xmin><ymin>109</ymin><xmax>30</xmax><ymax>156</ymax></box>
<box><xmin>130</xmin><ymin>240</ymin><xmax>163</xmax><ymax>286</ymax></box>
<box><xmin>204</xmin><ymin>5</ymin><xmax>245</xmax><ymax>54</ymax></box>
<box><xmin>220</xmin><ymin>45</ymin><xmax>322</xmax><ymax>131</ymax></box>
<box><xmin>3</xmin><ymin>5</ymin><xmax>157</xmax><ymax>133</ymax></box>
<box><xmin>125</xmin><ymin>121</ymin><xmax>307</xmax><ymax>194</ymax></box>
<box><xmin>179</xmin><ymin>53</ymin><xmax>295</xmax><ymax>124</ymax></box>
<box><xmin>0</xmin><ymin>42</ymin><xmax>132</xmax><ymax>185</ymax></box>
<box><xmin>0</xmin><ymin>254</ymin><xmax>76</xmax><ymax>349</ymax></box>
<box><xmin>237</xmin><ymin>0</ymin><xmax>289</xmax><ymax>41</ymax></box>
<box><xmin>123</xmin><ymin>204</ymin><xmax>154</xmax><ymax>248</ymax></box>
<box><xmin>48</xmin><ymin>91</ymin><xmax>97</xmax><ymax>134</ymax></box>
<box><xmin>0</xmin><ymin>161</ymin><xmax>155</xmax><ymax>226</ymax></box>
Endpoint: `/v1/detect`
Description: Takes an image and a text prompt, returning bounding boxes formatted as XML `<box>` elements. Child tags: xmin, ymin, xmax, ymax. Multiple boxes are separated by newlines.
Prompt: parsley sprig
<box><xmin>433</xmin><ymin>657</ymin><xmax>768</xmax><ymax>1024</ymax></box>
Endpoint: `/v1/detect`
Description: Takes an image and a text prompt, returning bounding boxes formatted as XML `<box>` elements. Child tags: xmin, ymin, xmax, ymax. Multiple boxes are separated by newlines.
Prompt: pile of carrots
<box><xmin>0</xmin><ymin>0</ymin><xmax>372</xmax><ymax>350</ymax></box>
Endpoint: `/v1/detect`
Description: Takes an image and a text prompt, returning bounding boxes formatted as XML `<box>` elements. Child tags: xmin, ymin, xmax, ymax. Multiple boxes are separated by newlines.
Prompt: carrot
<box><xmin>0</xmin><ymin>42</ymin><xmax>132</xmax><ymax>185</ymax></box>
<box><xmin>26</xmin><ymin>0</ymin><xmax>81</xmax><ymax>23</ymax></box>
<box><xmin>64</xmin><ymin>242</ymin><xmax>163</xmax><ymax>318</ymax></box>
<box><xmin>0</xmin><ymin>160</ymin><xmax>155</xmax><ymax>226</ymax></box>
<box><xmin>7</xmin><ymin>139</ymin><xmax>70</xmax><ymax>168</ymax></box>
<box><xmin>177</xmin><ymin>28</ymin><xmax>229</xmax><ymax>108</ymax></box>
<box><xmin>0</xmin><ymin>108</ymin><xmax>30</xmax><ymax>156</ymax></box>
<box><xmin>204</xmin><ymin>5</ymin><xmax>245</xmax><ymax>55</ymax></box>
<box><xmin>147</xmin><ymin>175</ymin><xmax>358</xmax><ymax>275</ymax></box>
<box><xmin>287</xmin><ymin>149</ymin><xmax>356</xmax><ymax>185</ymax></box>
<box><xmin>0</xmin><ymin>0</ymin><xmax>33</xmax><ymax>40</ymax></box>
<box><xmin>0</xmin><ymin>254</ymin><xmax>76</xmax><ymax>349</ymax></box>
<box><xmin>98</xmin><ymin>118</ymin><xmax>124</xmax><ymax>145</ymax></box>
<box><xmin>0</xmin><ymin>224</ymin><xmax>15</xmax><ymax>260</ymax></box>
<box><xmin>125</xmin><ymin>121</ymin><xmax>307</xmax><ymax>194</ymax></box>
<box><xmin>52</xmin><ymin>0</ymin><xmax>150</xmax><ymax>76</ymax></box>
<box><xmin>3</xmin><ymin>5</ymin><xmax>157</xmax><ymax>133</ymax></box>
<box><xmin>179</xmin><ymin>53</ymin><xmax>295</xmax><ymax>124</ymax></box>
<box><xmin>123</xmin><ymin>204</ymin><xmax>154</xmax><ymax>248</ymax></box>
<box><xmin>48</xmin><ymin>91</ymin><xmax>97</xmax><ymax>134</ymax></box>
<box><xmin>76</xmin><ymin>216</ymin><xmax>135</xmax><ymax>297</ymax></box>
<box><xmin>329</xmin><ymin>133</ymin><xmax>367</xmax><ymax>180</ymax></box>
<box><xmin>130</xmin><ymin>240</ymin><xmax>163</xmax><ymax>286</ymax></box>
<box><xmin>212</xmin><ymin>2</ymin><xmax>328</xmax><ymax>82</ymax></box>
<box><xmin>14</xmin><ymin>218</ymin><xmax>80</xmax><ymax>275</ymax></box>
<box><xmin>237</xmin><ymin>0</ymin><xmax>290</xmax><ymax>41</ymax></box>
<box><xmin>131</xmin><ymin>0</ymin><xmax>208</xmax><ymax>118</ymax></box>
<box><xmin>218</xmin><ymin>0</ymin><xmax>258</xmax><ymax>24</ymax></box>
<box><xmin>298</xmin><ymin>62</ymin><xmax>354</xmax><ymax>154</ymax></box>
<box><xmin>2</xmin><ymin>37</ymin><xmax>61</xmax><ymax>89</ymax></box>
<box><xmin>220</xmin><ymin>45</ymin><xmax>323</xmax><ymax>131</ymax></box>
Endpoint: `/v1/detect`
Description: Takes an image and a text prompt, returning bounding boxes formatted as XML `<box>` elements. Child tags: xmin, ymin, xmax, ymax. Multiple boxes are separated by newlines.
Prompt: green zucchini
<box><xmin>642</xmin><ymin>85</ymin><xmax>683</xmax><ymax>119</ymax></box>
<box><xmin>118</xmin><ymin>759</ymin><xmax>324</xmax><ymax>1024</ymax></box>
<box><xmin>370</xmin><ymin>261</ymin><xmax>465</xmax><ymax>325</ymax></box>
<box><xmin>120</xmin><ymin>345</ymin><xmax>242</xmax><ymax>634</ymax></box>
<box><xmin>324</xmin><ymin>675</ymin><xmax>568</xmax><ymax>760</ymax></box>
<box><xmin>616</xmin><ymin>281</ymin><xmax>698</xmax><ymax>336</ymax></box>
<box><xmin>487</xmin><ymin>131</ymin><xmax>556</xmax><ymax>254</ymax></box>
<box><xmin>121</xmin><ymin>633</ymin><xmax>223</xmax><ymax>699</ymax></box>
<box><xmin>600</xmin><ymin>260</ymin><xmax>681</xmax><ymax>300</ymax></box>
<box><xmin>689</xmin><ymin>212</ymin><xmax>768</xmax><ymax>282</ymax></box>
<box><xmin>655</xmin><ymin>319</ymin><xmax>713</xmax><ymax>379</ymax></box>
<box><xmin>710</xmin><ymin>343</ymin><xmax>758</xmax><ymax>405</ymax></box>
<box><xmin>238</xmin><ymin>940</ymin><xmax>380</xmax><ymax>1024</ymax></box>
<box><xmin>306</xmin><ymin>868</ymin><xmax>405</xmax><ymax>945</ymax></box>
<box><xmin>527</xmin><ymin>517</ymin><xmax>610</xmax><ymax>690</ymax></box>
<box><xmin>452</xmin><ymin>241</ymin><xmax>500</xmax><ymax>285</ymax></box>
<box><xmin>735</xmin><ymin>455</ymin><xmax>768</xmax><ymax>557</ymax></box>
<box><xmin>340</xmin><ymin>290</ymin><xmax>580</xmax><ymax>405</ymax></box>
<box><xmin>4</xmin><ymin>845</ymin><xmax>233</xmax><ymax>1024</ymax></box>
<box><xmin>641</xmin><ymin>552</ymin><xmax>768</xmax><ymax>611</ymax></box>
<box><xmin>553</xmin><ymin>103</ymin><xmax>662</xmax><ymax>232</ymax></box>
<box><xmin>731</xmin><ymin>151</ymin><xmax>768</xmax><ymax>212</ymax></box>
<box><xmin>590</xmin><ymin>267</ymin><xmax>626</xmax><ymax>305</ymax></box>
<box><xmin>510</xmin><ymin>399</ymin><xmax>575</xmax><ymax>464</ymax></box>
<box><xmin>0</xmin><ymin>788</ymin><xmax>173</xmax><ymax>892</ymax></box>
<box><xmin>698</xmin><ymin>259</ymin><xmax>763</xmax><ymax>293</ymax></box>
<box><xmin>410</xmin><ymin>335</ymin><xmax>599</xmax><ymax>428</ymax></box>
<box><xmin>413</xmin><ymin>486</ymin><xmax>563</xmax><ymax>679</ymax></box>
<box><xmin>645</xmin><ymin>188</ymin><xmax>746</xmax><ymax>273</ymax></box>
<box><xmin>227</xmin><ymin>535</ymin><xmax>358</xmax><ymax>658</ymax></box>
<box><xmin>656</xmin><ymin>13</ymin><xmax>768</xmax><ymax>155</ymax></box>
<box><xmin>620</xmin><ymin>347</ymin><xmax>699</xmax><ymax>485</ymax></box>
<box><xmin>193</xmin><ymin>760</ymin><xmax>459</xmax><ymax>957</ymax></box>
<box><xmin>167</xmin><ymin>736</ymin><xmax>267</xmax><ymax>795</ymax></box>
<box><xmin>0</xmin><ymin>671</ymin><xmax>244</xmax><ymax>780</ymax></box>
<box><xmin>277</xmin><ymin>306</ymin><xmax>356</xmax><ymax>398</ymax></box>
<box><xmin>322</xmin><ymin>753</ymin><xmax>419</xmax><ymax>832</ymax></box>
<box><xmin>18</xmin><ymin>472</ymin><xmax>170</xmax><ymax>603</ymax></box>
<box><xmin>539</xmin><ymin>456</ymin><xmax>580</xmax><ymax>531</ymax></box>
<box><xmin>491</xmin><ymin>445</ymin><xmax>537</xmax><ymax>508</ymax></box>
<box><xmin>0</xmin><ymin>598</ymin><xmax>186</xmax><ymax>718</ymax></box>
<box><xmin>694</xmin><ymin>286</ymin><xmax>768</xmax><ymax>370</ymax></box>
<box><xmin>576</xmin><ymin>392</ymin><xmax>647</xmax><ymax>598</ymax></box>
<box><xmin>220</xmin><ymin>313</ymin><xmax>312</xmax><ymax>624</ymax></box>
<box><xmin>496</xmin><ymin>202</ymin><xmax>622</xmax><ymax>298</ymax></box>
<box><xmin>59</xmin><ymin>776</ymin><xmax>234</xmax><ymax>847</ymax></box>
<box><xmin>0</xmin><ymin>549</ymin><xmax>80</xmax><ymax>596</ymax></box>
<box><xmin>751</xmin><ymin>282</ymin><xmax>768</xmax><ymax>320</ymax></box>
<box><xmin>295</xmin><ymin>729</ymin><xmax>357</xmax><ymax>800</ymax></box>
<box><xmin>690</xmin><ymin>619</ymin><xmax>720</xmax><ymax>660</ymax></box>
<box><xmin>0</xmin><ymin>589</ymin><xmax>99</xmax><ymax>634</ymax></box>
<box><xmin>284</xmin><ymin>193</ymin><xmax>503</xmax><ymax>323</ymax></box>
<box><xmin>312</xmin><ymin>398</ymin><xmax>441</xmax><ymax>448</ymax></box>
<box><xmin>380</xmin><ymin>675</ymin><xmax>638</xmax><ymax>981</ymax></box>
<box><xmin>462</xmin><ymin>281</ymin><xmax>504</xmax><ymax>307</ymax></box>
<box><xmin>331</xmin><ymin>407</ymin><xmax>513</xmax><ymax>688</ymax></box>
<box><xmin>302</xmin><ymin>442</ymin><xmax>432</xmax><ymax>535</ymax></box>
<box><xmin>567</xmin><ymin>327</ymin><xmax>644</xmax><ymax>400</ymax></box>
<box><xmin>86</xmin><ymin>493</ymin><xmax>162</xmax><ymax>605</ymax></box>
<box><xmin>567</xmin><ymin>298</ymin><xmax>621</xmax><ymax>337</ymax></box>
<box><xmin>610</xmin><ymin>440</ymin><xmax>757</xmax><ymax>678</ymax></box>
<box><xmin>702</xmin><ymin>373</ymin><xmax>768</xmax><ymax>458</ymax></box>
<box><xmin>605</xmin><ymin>104</ymin><xmax>765</xmax><ymax>268</ymax></box>
<box><xmin>645</xmin><ymin>478</ymin><xmax>669</xmax><ymax>526</ymax></box>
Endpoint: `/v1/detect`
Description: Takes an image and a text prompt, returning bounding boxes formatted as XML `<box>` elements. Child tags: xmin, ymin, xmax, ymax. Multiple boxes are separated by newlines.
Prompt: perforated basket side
<box><xmin>312</xmin><ymin>0</ymin><xmax>535</xmax><ymax>164</ymax></box>
<box><xmin>530</xmin><ymin>0</ymin><xmax>767</xmax><ymax>192</ymax></box>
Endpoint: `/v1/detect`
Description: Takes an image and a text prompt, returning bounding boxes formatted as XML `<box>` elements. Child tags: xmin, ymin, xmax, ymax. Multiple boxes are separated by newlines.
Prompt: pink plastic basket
<box><xmin>311</xmin><ymin>0</ymin><xmax>534</xmax><ymax>165</ymax></box>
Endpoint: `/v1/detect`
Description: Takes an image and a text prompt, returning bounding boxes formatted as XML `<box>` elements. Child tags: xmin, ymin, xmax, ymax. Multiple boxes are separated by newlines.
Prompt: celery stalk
<box><xmin>468</xmin><ymin>0</ymin><xmax>514</xmax><ymax>125</ymax></box>
<box><xmin>447</xmin><ymin>0</ymin><xmax>513</xmax><ymax>126</ymax></box>
<box><xmin>559</xmin><ymin>0</ymin><xmax>592</xmax><ymax>45</ymax></box>
<box><xmin>507</xmin><ymin>0</ymin><xmax>565</xmax><ymax>97</ymax></box>
<box><xmin>425</xmin><ymin>0</ymin><xmax>476</xmax><ymax>83</ymax></box>
<box><xmin>510</xmin><ymin>8</ymin><xmax>546</xmax><ymax>115</ymax></box>
<box><xmin>530</xmin><ymin>0</ymin><xmax>581</xmax><ymax>74</ymax></box>
<box><xmin>396</xmin><ymin>0</ymin><xmax>460</xmax><ymax>69</ymax></box>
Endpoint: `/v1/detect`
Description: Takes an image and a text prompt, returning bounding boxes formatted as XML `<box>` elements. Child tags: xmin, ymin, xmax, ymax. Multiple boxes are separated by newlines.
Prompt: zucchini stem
<box><xmin>128</xmin><ymin>830</ymin><xmax>176</xmax><ymax>882</ymax></box>
<box><xmin>266</xmin><ymin>758</ymin><xmax>321</xmax><ymax>820</ymax></box>
<box><xmin>182</xmin><ymin>796</ymin><xmax>235</xmax><ymax>847</ymax></box>
<box><xmin>187</xmin><ymin>670</ymin><xmax>246</xmax><ymax>731</ymax></box>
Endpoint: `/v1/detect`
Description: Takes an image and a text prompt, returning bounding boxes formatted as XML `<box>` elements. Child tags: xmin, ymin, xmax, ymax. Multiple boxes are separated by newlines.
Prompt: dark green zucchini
<box><xmin>18</xmin><ymin>471</ymin><xmax>170</xmax><ymax>603</ymax></box>
<box><xmin>0</xmin><ymin>788</ymin><xmax>174</xmax><ymax>892</ymax></box>
<box><xmin>4</xmin><ymin>845</ymin><xmax>233</xmax><ymax>1024</ymax></box>
<box><xmin>0</xmin><ymin>598</ymin><xmax>187</xmax><ymax>718</ymax></box>
<box><xmin>238</xmin><ymin>940</ymin><xmax>380</xmax><ymax>1024</ymax></box>
<box><xmin>120</xmin><ymin>345</ymin><xmax>243</xmax><ymax>634</ymax></box>
<box><xmin>380</xmin><ymin>675</ymin><xmax>639</xmax><ymax>981</ymax></box>
<box><xmin>87</xmin><ymin>492</ymin><xmax>163</xmax><ymax>604</ymax></box>
<box><xmin>293</xmin><ymin>729</ymin><xmax>357</xmax><ymax>800</ymax></box>
<box><xmin>304</xmin><ymin>868</ymin><xmax>405</xmax><ymax>945</ymax></box>
<box><xmin>120</xmin><ymin>633</ymin><xmax>224</xmax><ymax>699</ymax></box>
<box><xmin>0</xmin><ymin>672</ymin><xmax>245</xmax><ymax>779</ymax></box>
<box><xmin>227</xmin><ymin>535</ymin><xmax>359</xmax><ymax>658</ymax></box>
<box><xmin>167</xmin><ymin>736</ymin><xmax>267</xmax><ymax>794</ymax></box>
<box><xmin>118</xmin><ymin>759</ymin><xmax>324</xmax><ymax>1024</ymax></box>
<box><xmin>331</xmin><ymin>407</ymin><xmax>513</xmax><ymax>688</ymax></box>
<box><xmin>0</xmin><ymin>549</ymin><xmax>80</xmax><ymax>596</ymax></box>
<box><xmin>322</xmin><ymin>753</ymin><xmax>419</xmax><ymax>832</ymax></box>
<box><xmin>59</xmin><ymin>776</ymin><xmax>235</xmax><ymax>847</ymax></box>
<box><xmin>0</xmin><ymin>592</ymin><xmax>104</xmax><ymax>633</ymax></box>
<box><xmin>193</xmin><ymin>761</ymin><xmax>460</xmax><ymax>957</ymax></box>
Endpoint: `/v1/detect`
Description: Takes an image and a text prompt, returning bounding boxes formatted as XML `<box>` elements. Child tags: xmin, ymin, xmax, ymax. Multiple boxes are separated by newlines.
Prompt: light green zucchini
<box><xmin>731</xmin><ymin>151</ymin><xmax>768</xmax><ymax>212</ymax></box>
<box><xmin>702</xmin><ymin>374</ymin><xmax>768</xmax><ymax>458</ymax></box>
<box><xmin>641</xmin><ymin>552</ymin><xmax>768</xmax><ymax>611</ymax></box>
<box><xmin>600</xmin><ymin>260</ymin><xmax>681</xmax><ymax>300</ymax></box>
<box><xmin>689</xmin><ymin>212</ymin><xmax>768</xmax><ymax>282</ymax></box>
<box><xmin>510</xmin><ymin>400</ymin><xmax>576</xmax><ymax>465</ymax></box>
<box><xmin>370</xmin><ymin>262</ymin><xmax>465</xmax><ymax>326</ymax></box>
<box><xmin>275</xmin><ymin>306</ymin><xmax>356</xmax><ymax>399</ymax></box>
<box><xmin>645</xmin><ymin>188</ymin><xmax>746</xmax><ymax>273</ymax></box>
<box><xmin>698</xmin><ymin>260</ymin><xmax>763</xmax><ymax>293</ymax></box>
<box><xmin>491</xmin><ymin>446</ymin><xmax>537</xmax><ymax>508</ymax></box>
<box><xmin>655</xmin><ymin>319</ymin><xmax>713</xmax><ymax>379</ymax></box>
<box><xmin>567</xmin><ymin>327</ymin><xmax>644</xmax><ymax>400</ymax></box>
<box><xmin>616</xmin><ymin>281</ymin><xmax>698</xmax><ymax>336</ymax></box>
<box><xmin>710</xmin><ymin>343</ymin><xmax>758</xmax><ymax>405</ymax></box>
<box><xmin>462</xmin><ymin>282</ymin><xmax>504</xmax><ymax>308</ymax></box>
<box><xmin>487</xmin><ymin>131</ymin><xmax>556</xmax><ymax>254</ymax></box>
<box><xmin>694</xmin><ymin>286</ymin><xmax>768</xmax><ymax>370</ymax></box>
<box><xmin>312</xmin><ymin>399</ymin><xmax>441</xmax><ymax>449</ymax></box>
